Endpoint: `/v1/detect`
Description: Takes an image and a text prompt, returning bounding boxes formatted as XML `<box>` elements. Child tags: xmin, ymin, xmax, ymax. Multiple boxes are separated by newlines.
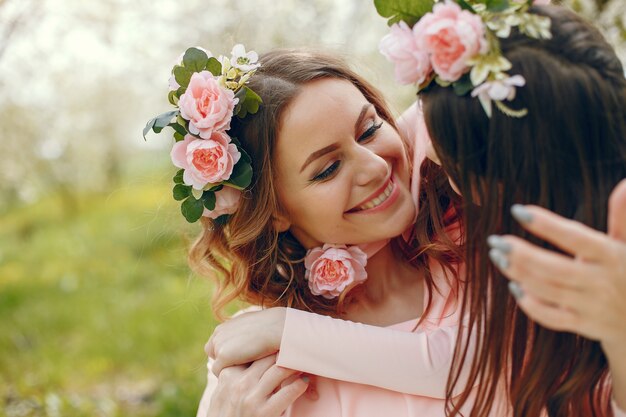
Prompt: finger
<box><xmin>511</xmin><ymin>204</ymin><xmax>609</xmax><ymax>261</ymax></box>
<box><xmin>608</xmin><ymin>179</ymin><xmax>626</xmax><ymax>242</ymax></box>
<box><xmin>245</xmin><ymin>354</ymin><xmax>278</xmax><ymax>380</ymax></box>
<box><xmin>516</xmin><ymin>276</ymin><xmax>586</xmax><ymax>312</ymax></box>
<box><xmin>489</xmin><ymin>235</ymin><xmax>592</xmax><ymax>290</ymax></box>
<box><xmin>265</xmin><ymin>377</ymin><xmax>309</xmax><ymax>415</ymax></box>
<box><xmin>257</xmin><ymin>365</ymin><xmax>302</xmax><ymax>397</ymax></box>
<box><xmin>512</xmin><ymin>285</ymin><xmax>581</xmax><ymax>333</ymax></box>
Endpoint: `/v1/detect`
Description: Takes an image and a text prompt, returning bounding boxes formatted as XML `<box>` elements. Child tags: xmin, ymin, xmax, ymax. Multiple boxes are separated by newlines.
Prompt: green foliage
<box><xmin>181</xmin><ymin>196</ymin><xmax>204</xmax><ymax>222</ymax></box>
<box><xmin>234</xmin><ymin>86</ymin><xmax>262</xmax><ymax>118</ymax></box>
<box><xmin>143</xmin><ymin>110</ymin><xmax>178</xmax><ymax>140</ymax></box>
<box><xmin>0</xmin><ymin>180</ymin><xmax>228</xmax><ymax>416</ymax></box>
<box><xmin>202</xmin><ymin>191</ymin><xmax>216</xmax><ymax>211</ymax></box>
<box><xmin>182</xmin><ymin>47</ymin><xmax>210</xmax><ymax>72</ymax></box>
<box><xmin>484</xmin><ymin>0</ymin><xmax>510</xmax><ymax>12</ymax></box>
<box><xmin>173</xmin><ymin>184</ymin><xmax>191</xmax><ymax>201</ymax></box>
<box><xmin>173</xmin><ymin>66</ymin><xmax>192</xmax><ymax>89</ymax></box>
<box><xmin>206</xmin><ymin>57</ymin><xmax>222</xmax><ymax>77</ymax></box>
<box><xmin>374</xmin><ymin>0</ymin><xmax>435</xmax><ymax>26</ymax></box>
<box><xmin>453</xmin><ymin>75</ymin><xmax>474</xmax><ymax>95</ymax></box>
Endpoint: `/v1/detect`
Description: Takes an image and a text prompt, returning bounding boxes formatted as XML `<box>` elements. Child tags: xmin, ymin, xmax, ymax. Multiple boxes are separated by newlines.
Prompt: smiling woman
<box><xmin>181</xmin><ymin>48</ymin><xmax>468</xmax><ymax>417</ymax></box>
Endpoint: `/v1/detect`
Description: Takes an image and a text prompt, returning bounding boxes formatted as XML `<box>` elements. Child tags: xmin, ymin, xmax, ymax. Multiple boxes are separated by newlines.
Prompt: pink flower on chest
<box><xmin>170</xmin><ymin>133</ymin><xmax>241</xmax><ymax>190</ymax></box>
<box><xmin>178</xmin><ymin>71</ymin><xmax>238</xmax><ymax>139</ymax></box>
<box><xmin>304</xmin><ymin>244</ymin><xmax>368</xmax><ymax>299</ymax></box>
<box><xmin>414</xmin><ymin>1</ymin><xmax>487</xmax><ymax>82</ymax></box>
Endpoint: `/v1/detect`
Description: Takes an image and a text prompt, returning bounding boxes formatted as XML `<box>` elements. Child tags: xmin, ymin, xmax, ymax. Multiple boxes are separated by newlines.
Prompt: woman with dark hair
<box><xmin>206</xmin><ymin>3</ymin><xmax>626</xmax><ymax>417</ymax></box>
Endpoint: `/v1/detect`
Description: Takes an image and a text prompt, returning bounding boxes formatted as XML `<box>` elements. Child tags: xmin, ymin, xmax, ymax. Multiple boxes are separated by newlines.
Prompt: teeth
<box><xmin>356</xmin><ymin>181</ymin><xmax>393</xmax><ymax>211</ymax></box>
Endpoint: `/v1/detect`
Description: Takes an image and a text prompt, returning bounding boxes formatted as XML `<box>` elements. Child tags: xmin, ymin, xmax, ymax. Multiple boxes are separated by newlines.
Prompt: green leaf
<box><xmin>143</xmin><ymin>110</ymin><xmax>178</xmax><ymax>139</ymax></box>
<box><xmin>237</xmin><ymin>144</ymin><xmax>251</xmax><ymax>164</ymax></box>
<box><xmin>236</xmin><ymin>87</ymin><xmax>263</xmax><ymax>118</ymax></box>
<box><xmin>208</xmin><ymin>184</ymin><xmax>224</xmax><ymax>192</ymax></box>
<box><xmin>168</xmin><ymin>123</ymin><xmax>187</xmax><ymax>136</ymax></box>
<box><xmin>485</xmin><ymin>0</ymin><xmax>509</xmax><ymax>12</ymax></box>
<box><xmin>173</xmin><ymin>66</ymin><xmax>193</xmax><ymax>89</ymax></box>
<box><xmin>182</xmin><ymin>47</ymin><xmax>209</xmax><ymax>72</ymax></box>
<box><xmin>456</xmin><ymin>0</ymin><xmax>476</xmax><ymax>12</ymax></box>
<box><xmin>202</xmin><ymin>191</ymin><xmax>216</xmax><ymax>211</ymax></box>
<box><xmin>373</xmin><ymin>0</ymin><xmax>435</xmax><ymax>26</ymax></box>
<box><xmin>452</xmin><ymin>75</ymin><xmax>474</xmax><ymax>96</ymax></box>
<box><xmin>206</xmin><ymin>57</ymin><xmax>222</xmax><ymax>76</ymax></box>
<box><xmin>213</xmin><ymin>214</ymin><xmax>230</xmax><ymax>226</ymax></box>
<box><xmin>173</xmin><ymin>132</ymin><xmax>184</xmax><ymax>142</ymax></box>
<box><xmin>181</xmin><ymin>196</ymin><xmax>204</xmax><ymax>223</ymax></box>
<box><xmin>224</xmin><ymin>161</ymin><xmax>253</xmax><ymax>190</ymax></box>
<box><xmin>168</xmin><ymin>90</ymin><xmax>179</xmax><ymax>106</ymax></box>
<box><xmin>143</xmin><ymin>118</ymin><xmax>156</xmax><ymax>140</ymax></box>
<box><xmin>173</xmin><ymin>169</ymin><xmax>184</xmax><ymax>184</ymax></box>
<box><xmin>173</xmin><ymin>184</ymin><xmax>192</xmax><ymax>201</ymax></box>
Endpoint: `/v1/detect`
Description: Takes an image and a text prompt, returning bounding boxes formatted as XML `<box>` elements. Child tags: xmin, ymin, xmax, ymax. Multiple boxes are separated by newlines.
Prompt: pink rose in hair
<box><xmin>414</xmin><ymin>1</ymin><xmax>488</xmax><ymax>82</ymax></box>
<box><xmin>304</xmin><ymin>244</ymin><xmax>368</xmax><ymax>299</ymax></box>
<box><xmin>170</xmin><ymin>133</ymin><xmax>241</xmax><ymax>190</ymax></box>
<box><xmin>202</xmin><ymin>186</ymin><xmax>242</xmax><ymax>219</ymax></box>
<box><xmin>178</xmin><ymin>71</ymin><xmax>238</xmax><ymax>139</ymax></box>
<box><xmin>379</xmin><ymin>21</ymin><xmax>432</xmax><ymax>85</ymax></box>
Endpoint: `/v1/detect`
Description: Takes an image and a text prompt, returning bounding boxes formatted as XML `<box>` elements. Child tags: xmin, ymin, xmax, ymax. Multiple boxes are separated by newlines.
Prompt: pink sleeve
<box><xmin>276</xmin><ymin>308</ymin><xmax>475</xmax><ymax>398</ymax></box>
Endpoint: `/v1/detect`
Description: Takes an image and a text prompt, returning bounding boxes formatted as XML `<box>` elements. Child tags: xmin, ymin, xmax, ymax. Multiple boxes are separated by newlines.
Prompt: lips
<box><xmin>347</xmin><ymin>177</ymin><xmax>394</xmax><ymax>213</ymax></box>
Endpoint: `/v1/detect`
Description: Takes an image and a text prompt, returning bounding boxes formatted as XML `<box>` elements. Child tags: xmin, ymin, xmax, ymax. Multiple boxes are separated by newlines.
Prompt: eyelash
<box><xmin>311</xmin><ymin>120</ymin><xmax>383</xmax><ymax>182</ymax></box>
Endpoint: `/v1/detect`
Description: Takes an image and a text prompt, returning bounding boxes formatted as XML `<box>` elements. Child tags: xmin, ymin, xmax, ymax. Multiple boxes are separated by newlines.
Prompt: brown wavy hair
<box><xmin>421</xmin><ymin>6</ymin><xmax>626</xmax><ymax>417</ymax></box>
<box><xmin>188</xmin><ymin>49</ymin><xmax>462</xmax><ymax>320</ymax></box>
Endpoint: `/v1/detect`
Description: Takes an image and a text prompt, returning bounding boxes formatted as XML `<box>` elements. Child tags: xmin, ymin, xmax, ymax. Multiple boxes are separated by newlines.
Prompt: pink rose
<box><xmin>178</xmin><ymin>71</ymin><xmax>238</xmax><ymax>139</ymax></box>
<box><xmin>304</xmin><ymin>244</ymin><xmax>368</xmax><ymax>299</ymax></box>
<box><xmin>379</xmin><ymin>21</ymin><xmax>432</xmax><ymax>85</ymax></box>
<box><xmin>414</xmin><ymin>1</ymin><xmax>488</xmax><ymax>82</ymax></box>
<box><xmin>202</xmin><ymin>186</ymin><xmax>242</xmax><ymax>219</ymax></box>
<box><xmin>170</xmin><ymin>133</ymin><xmax>241</xmax><ymax>190</ymax></box>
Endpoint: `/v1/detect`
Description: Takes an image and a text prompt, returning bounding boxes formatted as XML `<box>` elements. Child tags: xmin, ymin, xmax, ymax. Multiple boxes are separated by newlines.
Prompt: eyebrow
<box><xmin>299</xmin><ymin>103</ymin><xmax>372</xmax><ymax>174</ymax></box>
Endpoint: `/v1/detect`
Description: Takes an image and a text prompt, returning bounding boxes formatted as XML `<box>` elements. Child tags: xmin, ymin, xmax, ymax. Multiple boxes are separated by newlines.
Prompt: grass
<box><xmin>0</xmin><ymin>172</ymin><xmax>236</xmax><ymax>416</ymax></box>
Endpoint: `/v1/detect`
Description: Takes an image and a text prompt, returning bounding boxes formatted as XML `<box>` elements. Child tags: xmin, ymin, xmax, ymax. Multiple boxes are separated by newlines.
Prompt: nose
<box><xmin>352</xmin><ymin>146</ymin><xmax>389</xmax><ymax>187</ymax></box>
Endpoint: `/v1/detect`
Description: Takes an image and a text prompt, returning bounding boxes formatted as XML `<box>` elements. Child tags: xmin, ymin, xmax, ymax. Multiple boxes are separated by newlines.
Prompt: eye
<box><xmin>312</xmin><ymin>160</ymin><xmax>341</xmax><ymax>182</ymax></box>
<box><xmin>358</xmin><ymin>120</ymin><xmax>383</xmax><ymax>144</ymax></box>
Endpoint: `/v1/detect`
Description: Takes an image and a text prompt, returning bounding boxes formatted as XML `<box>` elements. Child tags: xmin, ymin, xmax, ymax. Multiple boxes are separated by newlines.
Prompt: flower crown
<box><xmin>144</xmin><ymin>45</ymin><xmax>262</xmax><ymax>223</ymax></box>
<box><xmin>376</xmin><ymin>0</ymin><xmax>552</xmax><ymax>117</ymax></box>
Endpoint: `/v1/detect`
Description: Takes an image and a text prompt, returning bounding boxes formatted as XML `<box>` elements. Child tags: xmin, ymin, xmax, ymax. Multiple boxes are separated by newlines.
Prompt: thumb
<box><xmin>608</xmin><ymin>179</ymin><xmax>626</xmax><ymax>242</ymax></box>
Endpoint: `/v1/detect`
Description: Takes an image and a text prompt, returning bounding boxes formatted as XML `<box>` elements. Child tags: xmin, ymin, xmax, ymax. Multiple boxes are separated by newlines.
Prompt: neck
<box><xmin>343</xmin><ymin>240</ymin><xmax>425</xmax><ymax>326</ymax></box>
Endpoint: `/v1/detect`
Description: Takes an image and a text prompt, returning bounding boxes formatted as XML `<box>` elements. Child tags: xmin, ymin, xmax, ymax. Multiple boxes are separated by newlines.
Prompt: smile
<box><xmin>348</xmin><ymin>177</ymin><xmax>397</xmax><ymax>213</ymax></box>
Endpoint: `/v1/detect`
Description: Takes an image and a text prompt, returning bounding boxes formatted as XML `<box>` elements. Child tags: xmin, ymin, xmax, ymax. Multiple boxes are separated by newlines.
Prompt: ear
<box><xmin>272</xmin><ymin>212</ymin><xmax>291</xmax><ymax>233</ymax></box>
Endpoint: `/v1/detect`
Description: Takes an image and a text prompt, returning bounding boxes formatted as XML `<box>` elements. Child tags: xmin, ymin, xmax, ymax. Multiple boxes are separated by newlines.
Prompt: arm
<box><xmin>277</xmin><ymin>308</ymin><xmax>475</xmax><ymax>398</ymax></box>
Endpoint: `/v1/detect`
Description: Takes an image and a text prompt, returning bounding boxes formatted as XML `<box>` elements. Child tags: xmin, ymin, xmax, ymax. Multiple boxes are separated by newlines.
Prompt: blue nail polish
<box><xmin>489</xmin><ymin>248</ymin><xmax>510</xmax><ymax>270</ymax></box>
<box><xmin>487</xmin><ymin>235</ymin><xmax>512</xmax><ymax>253</ymax></box>
<box><xmin>511</xmin><ymin>204</ymin><xmax>533</xmax><ymax>224</ymax></box>
<box><xmin>508</xmin><ymin>281</ymin><xmax>524</xmax><ymax>300</ymax></box>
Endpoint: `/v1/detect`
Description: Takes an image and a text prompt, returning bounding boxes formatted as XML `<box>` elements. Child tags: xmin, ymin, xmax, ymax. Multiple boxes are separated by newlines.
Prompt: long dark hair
<box><xmin>421</xmin><ymin>5</ymin><xmax>626</xmax><ymax>417</ymax></box>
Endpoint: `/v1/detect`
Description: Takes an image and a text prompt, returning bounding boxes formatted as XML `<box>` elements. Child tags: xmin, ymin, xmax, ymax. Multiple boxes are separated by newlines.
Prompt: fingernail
<box><xmin>487</xmin><ymin>235</ymin><xmax>512</xmax><ymax>253</ymax></box>
<box><xmin>511</xmin><ymin>204</ymin><xmax>533</xmax><ymax>224</ymax></box>
<box><xmin>508</xmin><ymin>281</ymin><xmax>525</xmax><ymax>300</ymax></box>
<box><xmin>302</xmin><ymin>376</ymin><xmax>310</xmax><ymax>383</ymax></box>
<box><xmin>489</xmin><ymin>248</ymin><xmax>509</xmax><ymax>270</ymax></box>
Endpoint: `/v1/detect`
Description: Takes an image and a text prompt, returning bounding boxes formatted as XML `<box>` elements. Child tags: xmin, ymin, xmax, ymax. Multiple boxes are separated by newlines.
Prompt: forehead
<box><xmin>276</xmin><ymin>78</ymin><xmax>369</xmax><ymax>162</ymax></box>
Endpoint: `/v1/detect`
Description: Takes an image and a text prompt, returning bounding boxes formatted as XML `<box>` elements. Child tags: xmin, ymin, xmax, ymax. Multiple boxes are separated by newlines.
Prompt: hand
<box><xmin>206</xmin><ymin>307</ymin><xmax>287</xmax><ymax>376</ymax></box>
<box><xmin>207</xmin><ymin>354</ymin><xmax>309</xmax><ymax>417</ymax></box>
<box><xmin>486</xmin><ymin>179</ymin><xmax>626</xmax><ymax>346</ymax></box>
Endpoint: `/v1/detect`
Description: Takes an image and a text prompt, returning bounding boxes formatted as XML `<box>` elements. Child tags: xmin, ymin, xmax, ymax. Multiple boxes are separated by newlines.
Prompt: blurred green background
<box><xmin>0</xmin><ymin>0</ymin><xmax>623</xmax><ymax>416</ymax></box>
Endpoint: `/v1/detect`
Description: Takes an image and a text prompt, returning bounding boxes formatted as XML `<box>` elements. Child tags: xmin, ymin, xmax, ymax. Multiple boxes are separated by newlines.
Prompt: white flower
<box><xmin>469</xmin><ymin>55</ymin><xmax>512</xmax><ymax>86</ymax></box>
<box><xmin>471</xmin><ymin>75</ymin><xmax>526</xmax><ymax>117</ymax></box>
<box><xmin>230</xmin><ymin>44</ymin><xmax>260</xmax><ymax>72</ymax></box>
